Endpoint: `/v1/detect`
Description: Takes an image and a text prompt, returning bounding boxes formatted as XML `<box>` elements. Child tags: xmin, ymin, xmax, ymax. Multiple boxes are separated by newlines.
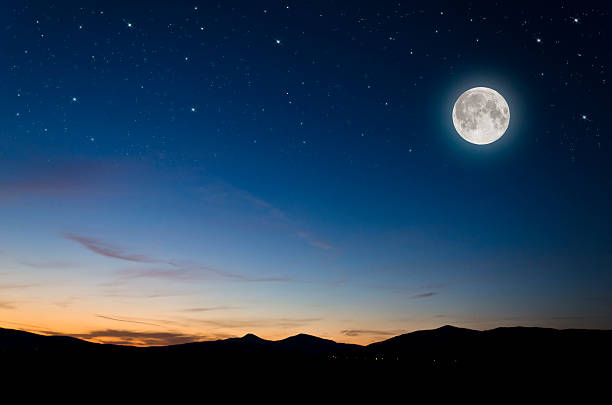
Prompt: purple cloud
<box><xmin>65</xmin><ymin>233</ymin><xmax>294</xmax><ymax>283</ymax></box>
<box><xmin>64</xmin><ymin>234</ymin><xmax>158</xmax><ymax>263</ymax></box>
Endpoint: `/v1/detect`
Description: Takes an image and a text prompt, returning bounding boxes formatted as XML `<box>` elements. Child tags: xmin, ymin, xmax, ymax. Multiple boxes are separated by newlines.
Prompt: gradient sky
<box><xmin>1</xmin><ymin>1</ymin><xmax>611</xmax><ymax>346</ymax></box>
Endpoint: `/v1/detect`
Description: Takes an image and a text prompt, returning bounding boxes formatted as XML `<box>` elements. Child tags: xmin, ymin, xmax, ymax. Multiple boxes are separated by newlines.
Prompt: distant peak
<box><xmin>437</xmin><ymin>325</ymin><xmax>459</xmax><ymax>330</ymax></box>
<box><xmin>432</xmin><ymin>325</ymin><xmax>478</xmax><ymax>335</ymax></box>
<box><xmin>282</xmin><ymin>333</ymin><xmax>333</xmax><ymax>343</ymax></box>
<box><xmin>288</xmin><ymin>333</ymin><xmax>319</xmax><ymax>339</ymax></box>
<box><xmin>241</xmin><ymin>333</ymin><xmax>263</xmax><ymax>341</ymax></box>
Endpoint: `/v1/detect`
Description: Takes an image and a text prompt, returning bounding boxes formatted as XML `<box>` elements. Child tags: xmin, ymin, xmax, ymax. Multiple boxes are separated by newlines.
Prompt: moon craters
<box><xmin>452</xmin><ymin>87</ymin><xmax>510</xmax><ymax>145</ymax></box>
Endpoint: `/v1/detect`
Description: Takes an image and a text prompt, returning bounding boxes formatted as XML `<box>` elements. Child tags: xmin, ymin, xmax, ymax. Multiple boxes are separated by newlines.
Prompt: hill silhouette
<box><xmin>2</xmin><ymin>324</ymin><xmax>611</xmax><ymax>372</ymax></box>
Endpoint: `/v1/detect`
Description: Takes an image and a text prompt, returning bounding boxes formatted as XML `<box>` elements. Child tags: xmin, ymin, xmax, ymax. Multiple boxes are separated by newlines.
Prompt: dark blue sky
<box><xmin>0</xmin><ymin>1</ymin><xmax>610</xmax><ymax>345</ymax></box>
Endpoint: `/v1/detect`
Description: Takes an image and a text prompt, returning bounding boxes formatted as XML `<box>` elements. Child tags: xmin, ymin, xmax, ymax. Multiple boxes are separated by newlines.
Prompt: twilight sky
<box><xmin>1</xmin><ymin>1</ymin><xmax>611</xmax><ymax>346</ymax></box>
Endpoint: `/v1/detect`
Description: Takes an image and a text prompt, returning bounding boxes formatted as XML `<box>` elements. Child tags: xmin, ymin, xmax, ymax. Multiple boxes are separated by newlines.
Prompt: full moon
<box><xmin>452</xmin><ymin>87</ymin><xmax>510</xmax><ymax>145</ymax></box>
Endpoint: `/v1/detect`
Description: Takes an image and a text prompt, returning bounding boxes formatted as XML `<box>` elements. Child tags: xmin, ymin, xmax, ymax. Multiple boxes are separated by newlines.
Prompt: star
<box><xmin>72</xmin><ymin>97</ymin><xmax>77</xmax><ymax>102</ymax></box>
<box><xmin>191</xmin><ymin>107</ymin><xmax>196</xmax><ymax>112</ymax></box>
<box><xmin>275</xmin><ymin>39</ymin><xmax>281</xmax><ymax>45</ymax></box>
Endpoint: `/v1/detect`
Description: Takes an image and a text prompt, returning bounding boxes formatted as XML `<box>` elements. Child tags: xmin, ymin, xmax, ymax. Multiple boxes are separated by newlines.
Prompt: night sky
<box><xmin>1</xmin><ymin>1</ymin><xmax>610</xmax><ymax>346</ymax></box>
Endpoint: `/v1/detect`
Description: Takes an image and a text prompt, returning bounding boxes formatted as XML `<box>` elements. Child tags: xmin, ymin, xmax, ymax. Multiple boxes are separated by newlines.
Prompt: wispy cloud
<box><xmin>180</xmin><ymin>263</ymin><xmax>294</xmax><ymax>282</ymax></box>
<box><xmin>54</xmin><ymin>300</ymin><xmax>74</xmax><ymax>308</ymax></box>
<box><xmin>182</xmin><ymin>306</ymin><xmax>239</xmax><ymax>312</ymax></box>
<box><xmin>113</xmin><ymin>266</ymin><xmax>293</xmax><ymax>283</ymax></box>
<box><xmin>196</xmin><ymin>181</ymin><xmax>335</xmax><ymax>251</ymax></box>
<box><xmin>276</xmin><ymin>317</ymin><xmax>322</xmax><ymax>328</ymax></box>
<box><xmin>340</xmin><ymin>329</ymin><xmax>402</xmax><ymax>337</ymax></box>
<box><xmin>183</xmin><ymin>317</ymin><xmax>321</xmax><ymax>330</ymax></box>
<box><xmin>100</xmin><ymin>290</ymin><xmax>192</xmax><ymax>299</ymax></box>
<box><xmin>95</xmin><ymin>314</ymin><xmax>162</xmax><ymax>327</ymax></box>
<box><xmin>64</xmin><ymin>234</ymin><xmax>158</xmax><ymax>263</ymax></box>
<box><xmin>115</xmin><ymin>268</ymin><xmax>198</xmax><ymax>281</ymax></box>
<box><xmin>0</xmin><ymin>301</ymin><xmax>15</xmax><ymax>310</ymax></box>
<box><xmin>69</xmin><ymin>329</ymin><xmax>208</xmax><ymax>346</ymax></box>
<box><xmin>410</xmin><ymin>292</ymin><xmax>437</xmax><ymax>299</ymax></box>
<box><xmin>0</xmin><ymin>319</ymin><xmax>56</xmax><ymax>332</ymax></box>
<box><xmin>65</xmin><ymin>232</ymin><xmax>293</xmax><ymax>283</ymax></box>
<box><xmin>184</xmin><ymin>319</ymin><xmax>265</xmax><ymax>329</ymax></box>
<box><xmin>20</xmin><ymin>260</ymin><xmax>79</xmax><ymax>269</ymax></box>
<box><xmin>296</xmin><ymin>231</ymin><xmax>334</xmax><ymax>251</ymax></box>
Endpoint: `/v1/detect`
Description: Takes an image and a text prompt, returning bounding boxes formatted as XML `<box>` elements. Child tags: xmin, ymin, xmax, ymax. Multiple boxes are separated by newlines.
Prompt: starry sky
<box><xmin>1</xmin><ymin>1</ymin><xmax>611</xmax><ymax>346</ymax></box>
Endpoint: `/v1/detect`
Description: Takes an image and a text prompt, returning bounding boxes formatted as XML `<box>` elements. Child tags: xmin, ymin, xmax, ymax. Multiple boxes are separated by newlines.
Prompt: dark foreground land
<box><xmin>2</xmin><ymin>324</ymin><xmax>611</xmax><ymax>375</ymax></box>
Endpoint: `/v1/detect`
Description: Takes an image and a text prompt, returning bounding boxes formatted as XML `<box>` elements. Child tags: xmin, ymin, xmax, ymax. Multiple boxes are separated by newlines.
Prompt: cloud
<box><xmin>0</xmin><ymin>319</ymin><xmax>56</xmax><ymax>332</ymax></box>
<box><xmin>340</xmin><ymin>329</ymin><xmax>401</xmax><ymax>337</ymax></box>
<box><xmin>196</xmin><ymin>181</ymin><xmax>334</xmax><ymax>251</ymax></box>
<box><xmin>296</xmin><ymin>231</ymin><xmax>334</xmax><ymax>251</ymax></box>
<box><xmin>115</xmin><ymin>268</ymin><xmax>198</xmax><ymax>281</ymax></box>
<box><xmin>180</xmin><ymin>263</ymin><xmax>293</xmax><ymax>282</ymax></box>
<box><xmin>20</xmin><ymin>261</ymin><xmax>79</xmax><ymax>269</ymax></box>
<box><xmin>54</xmin><ymin>300</ymin><xmax>73</xmax><ymax>308</ymax></box>
<box><xmin>185</xmin><ymin>319</ymin><xmax>265</xmax><ymax>329</ymax></box>
<box><xmin>69</xmin><ymin>329</ymin><xmax>207</xmax><ymax>346</ymax></box>
<box><xmin>101</xmin><ymin>290</ymin><xmax>192</xmax><ymax>299</ymax></box>
<box><xmin>276</xmin><ymin>317</ymin><xmax>322</xmax><ymax>328</ymax></box>
<box><xmin>410</xmin><ymin>292</ymin><xmax>437</xmax><ymax>299</ymax></box>
<box><xmin>183</xmin><ymin>317</ymin><xmax>321</xmax><ymax>330</ymax></box>
<box><xmin>0</xmin><ymin>301</ymin><xmax>15</xmax><ymax>310</ymax></box>
<box><xmin>64</xmin><ymin>234</ymin><xmax>158</xmax><ymax>263</ymax></box>
<box><xmin>113</xmin><ymin>266</ymin><xmax>293</xmax><ymax>283</ymax></box>
<box><xmin>64</xmin><ymin>232</ymin><xmax>293</xmax><ymax>283</ymax></box>
<box><xmin>182</xmin><ymin>306</ymin><xmax>239</xmax><ymax>312</ymax></box>
<box><xmin>95</xmin><ymin>314</ymin><xmax>162</xmax><ymax>327</ymax></box>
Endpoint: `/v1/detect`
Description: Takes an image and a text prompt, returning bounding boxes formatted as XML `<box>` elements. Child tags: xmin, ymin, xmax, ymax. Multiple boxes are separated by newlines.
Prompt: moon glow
<box><xmin>452</xmin><ymin>87</ymin><xmax>510</xmax><ymax>145</ymax></box>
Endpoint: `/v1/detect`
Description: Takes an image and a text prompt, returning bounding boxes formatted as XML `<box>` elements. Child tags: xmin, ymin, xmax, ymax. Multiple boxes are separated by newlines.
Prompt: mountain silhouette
<box><xmin>239</xmin><ymin>332</ymin><xmax>267</xmax><ymax>343</ymax></box>
<box><xmin>2</xmin><ymin>325</ymin><xmax>611</xmax><ymax>372</ymax></box>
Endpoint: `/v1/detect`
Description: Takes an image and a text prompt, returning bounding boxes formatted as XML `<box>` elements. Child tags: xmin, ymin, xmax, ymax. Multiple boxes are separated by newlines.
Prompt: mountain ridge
<box><xmin>2</xmin><ymin>323</ymin><xmax>611</xmax><ymax>348</ymax></box>
<box><xmin>3</xmin><ymin>324</ymin><xmax>611</xmax><ymax>373</ymax></box>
